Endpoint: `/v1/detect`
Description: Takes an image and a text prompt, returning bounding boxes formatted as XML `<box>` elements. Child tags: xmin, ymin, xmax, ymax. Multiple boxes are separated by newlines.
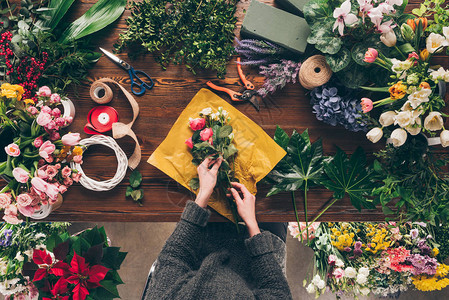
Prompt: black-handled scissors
<box><xmin>99</xmin><ymin>47</ymin><xmax>154</xmax><ymax>96</ymax></box>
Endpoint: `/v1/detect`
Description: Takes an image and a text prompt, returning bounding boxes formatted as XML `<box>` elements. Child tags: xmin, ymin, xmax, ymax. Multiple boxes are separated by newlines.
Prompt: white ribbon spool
<box><xmin>61</xmin><ymin>97</ymin><xmax>76</xmax><ymax>127</ymax></box>
<box><xmin>70</xmin><ymin>135</ymin><xmax>128</xmax><ymax>191</ymax></box>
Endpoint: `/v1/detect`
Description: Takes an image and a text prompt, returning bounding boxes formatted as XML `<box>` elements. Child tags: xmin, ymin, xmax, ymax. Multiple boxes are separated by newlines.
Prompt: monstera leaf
<box><xmin>322</xmin><ymin>147</ymin><xmax>376</xmax><ymax>211</ymax></box>
<box><xmin>266</xmin><ymin>127</ymin><xmax>326</xmax><ymax>196</ymax></box>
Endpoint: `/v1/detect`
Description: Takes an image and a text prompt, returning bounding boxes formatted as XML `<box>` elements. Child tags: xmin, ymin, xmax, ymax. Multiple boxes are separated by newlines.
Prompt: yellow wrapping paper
<box><xmin>148</xmin><ymin>88</ymin><xmax>286</xmax><ymax>221</ymax></box>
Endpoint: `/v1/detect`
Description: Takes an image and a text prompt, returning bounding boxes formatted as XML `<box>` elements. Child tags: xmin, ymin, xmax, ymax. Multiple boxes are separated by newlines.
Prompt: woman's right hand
<box><xmin>227</xmin><ymin>182</ymin><xmax>261</xmax><ymax>237</ymax></box>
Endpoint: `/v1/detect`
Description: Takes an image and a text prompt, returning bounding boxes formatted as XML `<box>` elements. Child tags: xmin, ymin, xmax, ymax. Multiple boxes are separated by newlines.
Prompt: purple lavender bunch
<box><xmin>258</xmin><ymin>60</ymin><xmax>301</xmax><ymax>97</ymax></box>
<box><xmin>310</xmin><ymin>83</ymin><xmax>367</xmax><ymax>132</ymax></box>
<box><xmin>235</xmin><ymin>38</ymin><xmax>287</xmax><ymax>66</ymax></box>
<box><xmin>406</xmin><ymin>254</ymin><xmax>438</xmax><ymax>275</ymax></box>
<box><xmin>0</xmin><ymin>229</ymin><xmax>12</xmax><ymax>247</ymax></box>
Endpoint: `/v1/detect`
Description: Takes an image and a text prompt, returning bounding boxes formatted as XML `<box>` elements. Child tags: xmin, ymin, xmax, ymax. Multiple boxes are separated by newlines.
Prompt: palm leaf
<box><xmin>59</xmin><ymin>0</ymin><xmax>126</xmax><ymax>44</ymax></box>
<box><xmin>42</xmin><ymin>0</ymin><xmax>75</xmax><ymax>31</ymax></box>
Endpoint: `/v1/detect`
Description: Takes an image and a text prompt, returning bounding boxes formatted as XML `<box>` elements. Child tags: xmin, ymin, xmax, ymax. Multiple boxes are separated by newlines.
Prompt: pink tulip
<box><xmin>4</xmin><ymin>143</ymin><xmax>20</xmax><ymax>157</ymax></box>
<box><xmin>361</xmin><ymin>97</ymin><xmax>373</xmax><ymax>113</ymax></box>
<box><xmin>31</xmin><ymin>177</ymin><xmax>47</xmax><ymax>194</ymax></box>
<box><xmin>38</xmin><ymin>86</ymin><xmax>51</xmax><ymax>97</ymax></box>
<box><xmin>50</xmin><ymin>93</ymin><xmax>61</xmax><ymax>103</ymax></box>
<box><xmin>0</xmin><ymin>193</ymin><xmax>11</xmax><ymax>208</ymax></box>
<box><xmin>61</xmin><ymin>133</ymin><xmax>80</xmax><ymax>146</ymax></box>
<box><xmin>363</xmin><ymin>48</ymin><xmax>378</xmax><ymax>63</ymax></box>
<box><xmin>36</xmin><ymin>112</ymin><xmax>52</xmax><ymax>127</ymax></box>
<box><xmin>46</xmin><ymin>183</ymin><xmax>59</xmax><ymax>200</ymax></box>
<box><xmin>200</xmin><ymin>128</ymin><xmax>214</xmax><ymax>141</ymax></box>
<box><xmin>185</xmin><ymin>137</ymin><xmax>194</xmax><ymax>149</ymax></box>
<box><xmin>189</xmin><ymin>118</ymin><xmax>206</xmax><ymax>131</ymax></box>
<box><xmin>39</xmin><ymin>141</ymin><xmax>55</xmax><ymax>160</ymax></box>
<box><xmin>12</xmin><ymin>167</ymin><xmax>29</xmax><ymax>183</ymax></box>
<box><xmin>33</xmin><ymin>136</ymin><xmax>44</xmax><ymax>148</ymax></box>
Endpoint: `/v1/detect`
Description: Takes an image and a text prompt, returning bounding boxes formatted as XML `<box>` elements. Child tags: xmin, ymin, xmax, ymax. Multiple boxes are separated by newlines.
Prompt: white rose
<box><xmin>210</xmin><ymin>112</ymin><xmax>219</xmax><ymax>121</ymax></box>
<box><xmin>366</xmin><ymin>127</ymin><xmax>383</xmax><ymax>143</ymax></box>
<box><xmin>356</xmin><ymin>273</ymin><xmax>368</xmax><ymax>285</ymax></box>
<box><xmin>389</xmin><ymin>128</ymin><xmax>408</xmax><ymax>147</ymax></box>
<box><xmin>440</xmin><ymin>130</ymin><xmax>449</xmax><ymax>147</ymax></box>
<box><xmin>360</xmin><ymin>287</ymin><xmax>371</xmax><ymax>296</ymax></box>
<box><xmin>345</xmin><ymin>267</ymin><xmax>357</xmax><ymax>278</ymax></box>
<box><xmin>358</xmin><ymin>267</ymin><xmax>370</xmax><ymax>277</ymax></box>
<box><xmin>426</xmin><ymin>33</ymin><xmax>448</xmax><ymax>53</ymax></box>
<box><xmin>200</xmin><ymin>107</ymin><xmax>212</xmax><ymax>116</ymax></box>
<box><xmin>312</xmin><ymin>274</ymin><xmax>321</xmax><ymax>286</ymax></box>
<box><xmin>394</xmin><ymin>111</ymin><xmax>413</xmax><ymax>127</ymax></box>
<box><xmin>14</xmin><ymin>252</ymin><xmax>24</xmax><ymax>262</ymax></box>
<box><xmin>379</xmin><ymin>111</ymin><xmax>396</xmax><ymax>126</ymax></box>
<box><xmin>306</xmin><ymin>283</ymin><xmax>316</xmax><ymax>294</ymax></box>
<box><xmin>335</xmin><ymin>259</ymin><xmax>344</xmax><ymax>267</ymax></box>
<box><xmin>424</xmin><ymin>112</ymin><xmax>444</xmax><ymax>131</ymax></box>
<box><xmin>316</xmin><ymin>280</ymin><xmax>326</xmax><ymax>290</ymax></box>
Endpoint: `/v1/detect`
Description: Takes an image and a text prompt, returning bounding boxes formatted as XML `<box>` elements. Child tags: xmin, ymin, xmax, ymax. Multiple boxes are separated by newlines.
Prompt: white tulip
<box><xmin>312</xmin><ymin>275</ymin><xmax>321</xmax><ymax>286</ymax></box>
<box><xmin>440</xmin><ymin>130</ymin><xmax>449</xmax><ymax>147</ymax></box>
<box><xmin>379</xmin><ymin>111</ymin><xmax>396</xmax><ymax>126</ymax></box>
<box><xmin>407</xmin><ymin>88</ymin><xmax>431</xmax><ymax>109</ymax></box>
<box><xmin>394</xmin><ymin>111</ymin><xmax>413</xmax><ymax>128</ymax></box>
<box><xmin>406</xmin><ymin>118</ymin><xmax>422</xmax><ymax>136</ymax></box>
<box><xmin>306</xmin><ymin>283</ymin><xmax>316</xmax><ymax>294</ymax></box>
<box><xmin>345</xmin><ymin>267</ymin><xmax>357</xmax><ymax>278</ymax></box>
<box><xmin>316</xmin><ymin>280</ymin><xmax>326</xmax><ymax>290</ymax></box>
<box><xmin>389</xmin><ymin>128</ymin><xmax>408</xmax><ymax>147</ymax></box>
<box><xmin>424</xmin><ymin>112</ymin><xmax>444</xmax><ymax>131</ymax></box>
<box><xmin>358</xmin><ymin>267</ymin><xmax>370</xmax><ymax>277</ymax></box>
<box><xmin>426</xmin><ymin>33</ymin><xmax>448</xmax><ymax>53</ymax></box>
<box><xmin>356</xmin><ymin>273</ymin><xmax>368</xmax><ymax>285</ymax></box>
<box><xmin>366</xmin><ymin>127</ymin><xmax>383</xmax><ymax>143</ymax></box>
<box><xmin>380</xmin><ymin>30</ymin><xmax>397</xmax><ymax>47</ymax></box>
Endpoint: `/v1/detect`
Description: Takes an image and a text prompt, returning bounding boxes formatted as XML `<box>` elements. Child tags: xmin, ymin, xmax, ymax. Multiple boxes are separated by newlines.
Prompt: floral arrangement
<box><xmin>295</xmin><ymin>221</ymin><xmax>449</xmax><ymax>298</ymax></box>
<box><xmin>0</xmin><ymin>222</ymin><xmax>69</xmax><ymax>299</ymax></box>
<box><xmin>0</xmin><ymin>84</ymin><xmax>84</xmax><ymax>224</ymax></box>
<box><xmin>31</xmin><ymin>226</ymin><xmax>126</xmax><ymax>300</ymax></box>
<box><xmin>185</xmin><ymin>107</ymin><xmax>239</xmax><ymax>222</ymax></box>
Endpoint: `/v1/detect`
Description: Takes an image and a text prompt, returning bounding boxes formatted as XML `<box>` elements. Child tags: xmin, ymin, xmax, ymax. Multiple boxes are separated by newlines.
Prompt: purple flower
<box><xmin>410</xmin><ymin>228</ymin><xmax>419</xmax><ymax>239</ymax></box>
<box><xmin>417</xmin><ymin>239</ymin><xmax>432</xmax><ymax>256</ymax></box>
<box><xmin>407</xmin><ymin>254</ymin><xmax>438</xmax><ymax>275</ymax></box>
<box><xmin>258</xmin><ymin>60</ymin><xmax>301</xmax><ymax>97</ymax></box>
<box><xmin>354</xmin><ymin>241</ymin><xmax>362</xmax><ymax>250</ymax></box>
<box><xmin>0</xmin><ymin>229</ymin><xmax>13</xmax><ymax>247</ymax></box>
<box><xmin>235</xmin><ymin>38</ymin><xmax>287</xmax><ymax>66</ymax></box>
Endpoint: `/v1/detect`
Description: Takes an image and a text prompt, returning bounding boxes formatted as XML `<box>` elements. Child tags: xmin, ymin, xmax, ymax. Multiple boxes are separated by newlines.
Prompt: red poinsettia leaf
<box><xmin>53</xmin><ymin>241</ymin><xmax>70</xmax><ymax>261</ymax></box>
<box><xmin>66</xmin><ymin>275</ymin><xmax>80</xmax><ymax>285</ymax></box>
<box><xmin>43</xmin><ymin>298</ymin><xmax>53</xmax><ymax>300</ymax></box>
<box><xmin>33</xmin><ymin>249</ymin><xmax>52</xmax><ymax>265</ymax></box>
<box><xmin>87</xmin><ymin>265</ymin><xmax>110</xmax><ymax>284</ymax></box>
<box><xmin>33</xmin><ymin>268</ymin><xmax>48</xmax><ymax>282</ymax></box>
<box><xmin>51</xmin><ymin>277</ymin><xmax>69</xmax><ymax>296</ymax></box>
<box><xmin>72</xmin><ymin>283</ymin><xmax>89</xmax><ymax>300</ymax></box>
<box><xmin>61</xmin><ymin>297</ymin><xmax>70</xmax><ymax>300</ymax></box>
<box><xmin>50</xmin><ymin>261</ymin><xmax>70</xmax><ymax>277</ymax></box>
<box><xmin>69</xmin><ymin>252</ymin><xmax>88</xmax><ymax>275</ymax></box>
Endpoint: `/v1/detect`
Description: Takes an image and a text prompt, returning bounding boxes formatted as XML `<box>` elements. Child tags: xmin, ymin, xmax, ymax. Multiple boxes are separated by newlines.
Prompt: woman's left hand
<box><xmin>195</xmin><ymin>156</ymin><xmax>223</xmax><ymax>208</ymax></box>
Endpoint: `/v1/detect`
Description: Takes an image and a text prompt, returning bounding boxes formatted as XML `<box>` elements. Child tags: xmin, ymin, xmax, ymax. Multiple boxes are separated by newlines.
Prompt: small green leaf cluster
<box><xmin>412</xmin><ymin>0</ymin><xmax>449</xmax><ymax>35</ymax></box>
<box><xmin>115</xmin><ymin>0</ymin><xmax>238</xmax><ymax>78</ymax></box>
<box><xmin>126</xmin><ymin>170</ymin><xmax>144</xmax><ymax>206</ymax></box>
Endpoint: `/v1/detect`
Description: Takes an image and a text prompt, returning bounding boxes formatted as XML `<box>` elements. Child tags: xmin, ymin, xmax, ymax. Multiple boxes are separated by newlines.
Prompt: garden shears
<box><xmin>99</xmin><ymin>47</ymin><xmax>154</xmax><ymax>96</ymax></box>
<box><xmin>206</xmin><ymin>57</ymin><xmax>260</xmax><ymax>111</ymax></box>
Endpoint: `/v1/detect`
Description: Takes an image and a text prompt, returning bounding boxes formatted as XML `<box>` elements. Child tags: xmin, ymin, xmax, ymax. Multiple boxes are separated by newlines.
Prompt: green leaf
<box><xmin>314</xmin><ymin>36</ymin><xmax>343</xmax><ymax>55</ymax></box>
<box><xmin>125</xmin><ymin>186</ymin><xmax>133</xmax><ymax>197</ymax></box>
<box><xmin>266</xmin><ymin>129</ymin><xmax>326</xmax><ymax>196</ymax></box>
<box><xmin>336</xmin><ymin>62</ymin><xmax>369</xmax><ymax>89</ymax></box>
<box><xmin>382</xmin><ymin>206</ymin><xmax>395</xmax><ymax>215</ymax></box>
<box><xmin>321</xmin><ymin>147</ymin><xmax>376</xmax><ymax>211</ymax></box>
<box><xmin>325</xmin><ymin>47</ymin><xmax>351</xmax><ymax>72</ymax></box>
<box><xmin>130</xmin><ymin>189</ymin><xmax>144</xmax><ymax>201</ymax></box>
<box><xmin>223</xmin><ymin>144</ymin><xmax>238</xmax><ymax>160</ymax></box>
<box><xmin>59</xmin><ymin>0</ymin><xmax>126</xmax><ymax>43</ymax></box>
<box><xmin>38</xmin><ymin>0</ymin><xmax>75</xmax><ymax>31</ymax></box>
<box><xmin>273</xmin><ymin>126</ymin><xmax>289</xmax><ymax>150</ymax></box>
<box><xmin>189</xmin><ymin>177</ymin><xmax>200</xmax><ymax>190</ymax></box>
<box><xmin>307</xmin><ymin>21</ymin><xmax>334</xmax><ymax>44</ymax></box>
<box><xmin>129</xmin><ymin>170</ymin><xmax>142</xmax><ymax>188</ymax></box>
<box><xmin>218</xmin><ymin>125</ymin><xmax>233</xmax><ymax>138</ymax></box>
<box><xmin>303</xmin><ymin>0</ymin><xmax>334</xmax><ymax>26</ymax></box>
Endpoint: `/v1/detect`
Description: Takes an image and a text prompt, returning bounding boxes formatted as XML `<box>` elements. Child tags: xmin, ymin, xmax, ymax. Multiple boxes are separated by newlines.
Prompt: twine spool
<box><xmin>299</xmin><ymin>55</ymin><xmax>333</xmax><ymax>90</ymax></box>
<box><xmin>89</xmin><ymin>81</ymin><xmax>114</xmax><ymax>104</ymax></box>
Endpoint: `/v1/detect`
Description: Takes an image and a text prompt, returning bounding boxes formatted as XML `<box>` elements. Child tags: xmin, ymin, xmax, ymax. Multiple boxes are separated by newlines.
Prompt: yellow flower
<box><xmin>433</xmin><ymin>248</ymin><xmax>439</xmax><ymax>257</ymax></box>
<box><xmin>389</xmin><ymin>81</ymin><xmax>407</xmax><ymax>100</ymax></box>
<box><xmin>23</xmin><ymin>98</ymin><xmax>35</xmax><ymax>106</ymax></box>
<box><xmin>1</xmin><ymin>83</ymin><xmax>25</xmax><ymax>100</ymax></box>
<box><xmin>72</xmin><ymin>146</ymin><xmax>83</xmax><ymax>156</ymax></box>
<box><xmin>335</xmin><ymin>231</ymin><xmax>341</xmax><ymax>236</ymax></box>
<box><xmin>420</xmin><ymin>49</ymin><xmax>429</xmax><ymax>61</ymax></box>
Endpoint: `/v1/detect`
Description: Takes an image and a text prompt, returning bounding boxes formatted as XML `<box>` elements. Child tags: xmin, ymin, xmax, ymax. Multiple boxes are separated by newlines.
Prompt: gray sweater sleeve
<box><xmin>245</xmin><ymin>231</ymin><xmax>293</xmax><ymax>300</ymax></box>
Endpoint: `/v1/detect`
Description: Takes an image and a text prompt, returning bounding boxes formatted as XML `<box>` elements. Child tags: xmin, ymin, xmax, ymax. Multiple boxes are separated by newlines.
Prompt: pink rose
<box><xmin>16</xmin><ymin>193</ymin><xmax>33</xmax><ymax>207</ymax></box>
<box><xmin>45</xmin><ymin>183</ymin><xmax>59</xmax><ymax>200</ymax></box>
<box><xmin>328</xmin><ymin>254</ymin><xmax>337</xmax><ymax>265</ymax></box>
<box><xmin>200</xmin><ymin>128</ymin><xmax>213</xmax><ymax>141</ymax></box>
<box><xmin>45</xmin><ymin>165</ymin><xmax>58</xmax><ymax>180</ymax></box>
<box><xmin>51</xmin><ymin>108</ymin><xmax>61</xmax><ymax>118</ymax></box>
<box><xmin>61</xmin><ymin>133</ymin><xmax>80</xmax><ymax>146</ymax></box>
<box><xmin>65</xmin><ymin>116</ymin><xmax>73</xmax><ymax>124</ymax></box>
<box><xmin>55</xmin><ymin>117</ymin><xmax>66</xmax><ymax>127</ymax></box>
<box><xmin>4</xmin><ymin>204</ymin><xmax>17</xmax><ymax>216</ymax></box>
<box><xmin>0</xmin><ymin>193</ymin><xmax>12</xmax><ymax>208</ymax></box>
<box><xmin>361</xmin><ymin>98</ymin><xmax>373</xmax><ymax>113</ymax></box>
<box><xmin>64</xmin><ymin>177</ymin><xmax>73</xmax><ymax>186</ymax></box>
<box><xmin>39</xmin><ymin>141</ymin><xmax>56</xmax><ymax>160</ymax></box>
<box><xmin>72</xmin><ymin>173</ymin><xmax>82</xmax><ymax>183</ymax></box>
<box><xmin>27</xmin><ymin>106</ymin><xmax>38</xmax><ymax>115</ymax></box>
<box><xmin>61</xmin><ymin>166</ymin><xmax>72</xmax><ymax>178</ymax></box>
<box><xmin>189</xmin><ymin>118</ymin><xmax>206</xmax><ymax>131</ymax></box>
<box><xmin>58</xmin><ymin>185</ymin><xmax>67</xmax><ymax>194</ymax></box>
<box><xmin>41</xmin><ymin>106</ymin><xmax>52</xmax><ymax>114</ymax></box>
<box><xmin>12</xmin><ymin>167</ymin><xmax>29</xmax><ymax>183</ymax></box>
<box><xmin>5</xmin><ymin>143</ymin><xmax>20</xmax><ymax>157</ymax></box>
<box><xmin>73</xmin><ymin>155</ymin><xmax>83</xmax><ymax>164</ymax></box>
<box><xmin>50</xmin><ymin>93</ymin><xmax>61</xmax><ymax>103</ymax></box>
<box><xmin>333</xmin><ymin>268</ymin><xmax>345</xmax><ymax>279</ymax></box>
<box><xmin>3</xmin><ymin>214</ymin><xmax>21</xmax><ymax>224</ymax></box>
<box><xmin>38</xmin><ymin>86</ymin><xmax>51</xmax><ymax>97</ymax></box>
<box><xmin>45</xmin><ymin>120</ymin><xmax>57</xmax><ymax>130</ymax></box>
<box><xmin>31</xmin><ymin>177</ymin><xmax>47</xmax><ymax>194</ymax></box>
<box><xmin>36</xmin><ymin>112</ymin><xmax>52</xmax><ymax>126</ymax></box>
<box><xmin>363</xmin><ymin>48</ymin><xmax>378</xmax><ymax>63</ymax></box>
<box><xmin>49</xmin><ymin>131</ymin><xmax>60</xmax><ymax>141</ymax></box>
<box><xmin>185</xmin><ymin>137</ymin><xmax>194</xmax><ymax>149</ymax></box>
<box><xmin>33</xmin><ymin>136</ymin><xmax>44</xmax><ymax>148</ymax></box>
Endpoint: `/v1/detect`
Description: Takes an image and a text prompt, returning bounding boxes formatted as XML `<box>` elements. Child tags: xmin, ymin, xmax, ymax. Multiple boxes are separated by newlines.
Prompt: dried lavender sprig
<box><xmin>258</xmin><ymin>59</ymin><xmax>301</xmax><ymax>97</ymax></box>
<box><xmin>238</xmin><ymin>58</ymin><xmax>274</xmax><ymax>65</ymax></box>
<box><xmin>235</xmin><ymin>38</ymin><xmax>287</xmax><ymax>66</ymax></box>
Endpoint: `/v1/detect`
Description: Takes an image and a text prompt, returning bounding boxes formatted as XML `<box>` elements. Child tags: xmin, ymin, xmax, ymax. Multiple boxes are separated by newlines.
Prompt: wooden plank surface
<box><xmin>3</xmin><ymin>0</ymin><xmax>447</xmax><ymax>222</ymax></box>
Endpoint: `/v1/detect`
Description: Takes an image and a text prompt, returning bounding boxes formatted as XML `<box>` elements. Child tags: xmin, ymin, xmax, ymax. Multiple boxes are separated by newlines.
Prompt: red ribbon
<box><xmin>84</xmin><ymin>106</ymin><xmax>119</xmax><ymax>135</ymax></box>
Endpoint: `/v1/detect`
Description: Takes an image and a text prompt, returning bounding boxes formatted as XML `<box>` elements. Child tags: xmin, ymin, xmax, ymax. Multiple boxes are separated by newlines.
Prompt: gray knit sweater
<box><xmin>145</xmin><ymin>201</ymin><xmax>292</xmax><ymax>300</ymax></box>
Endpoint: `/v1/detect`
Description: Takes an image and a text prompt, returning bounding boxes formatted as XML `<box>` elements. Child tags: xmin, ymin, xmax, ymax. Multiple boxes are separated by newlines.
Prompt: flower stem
<box><xmin>394</xmin><ymin>45</ymin><xmax>407</xmax><ymax>60</ymax></box>
<box><xmin>291</xmin><ymin>190</ymin><xmax>301</xmax><ymax>242</ymax></box>
<box><xmin>298</xmin><ymin>197</ymin><xmax>339</xmax><ymax>238</ymax></box>
<box><xmin>304</xmin><ymin>181</ymin><xmax>309</xmax><ymax>244</ymax></box>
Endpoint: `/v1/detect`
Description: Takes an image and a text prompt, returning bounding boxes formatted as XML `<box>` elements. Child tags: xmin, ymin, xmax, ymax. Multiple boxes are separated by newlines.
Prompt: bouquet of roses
<box><xmin>0</xmin><ymin>84</ymin><xmax>84</xmax><ymax>224</ymax></box>
<box><xmin>295</xmin><ymin>221</ymin><xmax>449</xmax><ymax>298</ymax></box>
<box><xmin>0</xmin><ymin>222</ymin><xmax>69</xmax><ymax>299</ymax></box>
<box><xmin>185</xmin><ymin>107</ymin><xmax>239</xmax><ymax>222</ymax></box>
<box><xmin>32</xmin><ymin>226</ymin><xmax>126</xmax><ymax>300</ymax></box>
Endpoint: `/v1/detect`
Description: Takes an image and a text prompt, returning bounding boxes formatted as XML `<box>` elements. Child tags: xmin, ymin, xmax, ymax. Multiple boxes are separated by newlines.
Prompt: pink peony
<box><xmin>50</xmin><ymin>93</ymin><xmax>61</xmax><ymax>103</ymax></box>
<box><xmin>45</xmin><ymin>120</ymin><xmax>57</xmax><ymax>130</ymax></box>
<box><xmin>333</xmin><ymin>268</ymin><xmax>345</xmax><ymax>279</ymax></box>
<box><xmin>55</xmin><ymin>117</ymin><xmax>66</xmax><ymax>127</ymax></box>
<box><xmin>16</xmin><ymin>193</ymin><xmax>33</xmax><ymax>207</ymax></box>
<box><xmin>64</xmin><ymin>177</ymin><xmax>73</xmax><ymax>186</ymax></box>
<box><xmin>38</xmin><ymin>86</ymin><xmax>51</xmax><ymax>97</ymax></box>
<box><xmin>41</xmin><ymin>106</ymin><xmax>52</xmax><ymax>114</ymax></box>
<box><xmin>58</xmin><ymin>185</ymin><xmax>67</xmax><ymax>194</ymax></box>
<box><xmin>12</xmin><ymin>167</ymin><xmax>29</xmax><ymax>183</ymax></box>
<box><xmin>189</xmin><ymin>118</ymin><xmax>206</xmax><ymax>131</ymax></box>
<box><xmin>0</xmin><ymin>193</ymin><xmax>12</xmax><ymax>208</ymax></box>
<box><xmin>39</xmin><ymin>141</ymin><xmax>56</xmax><ymax>160</ymax></box>
<box><xmin>5</xmin><ymin>143</ymin><xmax>20</xmax><ymax>157</ymax></box>
<box><xmin>49</xmin><ymin>131</ymin><xmax>60</xmax><ymax>141</ymax></box>
<box><xmin>185</xmin><ymin>137</ymin><xmax>194</xmax><ymax>149</ymax></box>
<box><xmin>361</xmin><ymin>98</ymin><xmax>373</xmax><ymax>113</ymax></box>
<box><xmin>45</xmin><ymin>165</ymin><xmax>58</xmax><ymax>180</ymax></box>
<box><xmin>36</xmin><ymin>112</ymin><xmax>52</xmax><ymax>127</ymax></box>
<box><xmin>364</xmin><ymin>48</ymin><xmax>378</xmax><ymax>63</ymax></box>
<box><xmin>51</xmin><ymin>108</ymin><xmax>61</xmax><ymax>118</ymax></box>
<box><xmin>61</xmin><ymin>133</ymin><xmax>80</xmax><ymax>146</ymax></box>
<box><xmin>33</xmin><ymin>136</ymin><xmax>44</xmax><ymax>148</ymax></box>
<box><xmin>61</xmin><ymin>166</ymin><xmax>72</xmax><ymax>178</ymax></box>
<box><xmin>27</xmin><ymin>106</ymin><xmax>38</xmax><ymax>115</ymax></box>
<box><xmin>73</xmin><ymin>155</ymin><xmax>83</xmax><ymax>164</ymax></box>
<box><xmin>200</xmin><ymin>128</ymin><xmax>213</xmax><ymax>141</ymax></box>
<box><xmin>72</xmin><ymin>173</ymin><xmax>82</xmax><ymax>183</ymax></box>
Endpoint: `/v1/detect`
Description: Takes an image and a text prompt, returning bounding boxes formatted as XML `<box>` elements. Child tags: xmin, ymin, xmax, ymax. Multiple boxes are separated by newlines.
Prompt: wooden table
<box><xmin>6</xmin><ymin>0</ymin><xmax>445</xmax><ymax>222</ymax></box>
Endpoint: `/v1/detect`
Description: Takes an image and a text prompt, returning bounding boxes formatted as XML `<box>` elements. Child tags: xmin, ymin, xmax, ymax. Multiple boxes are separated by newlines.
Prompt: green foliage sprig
<box><xmin>115</xmin><ymin>0</ymin><xmax>238</xmax><ymax>78</ymax></box>
<box><xmin>126</xmin><ymin>170</ymin><xmax>144</xmax><ymax>206</ymax></box>
<box><xmin>412</xmin><ymin>0</ymin><xmax>449</xmax><ymax>34</ymax></box>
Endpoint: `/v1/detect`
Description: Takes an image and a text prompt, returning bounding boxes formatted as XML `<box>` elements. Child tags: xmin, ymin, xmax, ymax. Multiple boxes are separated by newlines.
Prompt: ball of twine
<box><xmin>70</xmin><ymin>135</ymin><xmax>128</xmax><ymax>191</ymax></box>
<box><xmin>299</xmin><ymin>55</ymin><xmax>333</xmax><ymax>90</ymax></box>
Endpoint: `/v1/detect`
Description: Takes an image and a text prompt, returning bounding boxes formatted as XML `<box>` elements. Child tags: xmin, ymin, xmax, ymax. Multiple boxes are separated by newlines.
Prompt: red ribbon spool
<box><xmin>84</xmin><ymin>106</ymin><xmax>119</xmax><ymax>135</ymax></box>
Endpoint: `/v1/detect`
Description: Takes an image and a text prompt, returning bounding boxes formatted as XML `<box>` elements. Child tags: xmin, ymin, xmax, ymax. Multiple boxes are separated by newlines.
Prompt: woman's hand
<box><xmin>227</xmin><ymin>182</ymin><xmax>261</xmax><ymax>237</ymax></box>
<box><xmin>195</xmin><ymin>156</ymin><xmax>223</xmax><ymax>208</ymax></box>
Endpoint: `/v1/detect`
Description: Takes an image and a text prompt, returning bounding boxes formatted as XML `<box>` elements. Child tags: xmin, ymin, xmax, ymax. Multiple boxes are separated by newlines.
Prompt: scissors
<box><xmin>99</xmin><ymin>47</ymin><xmax>154</xmax><ymax>96</ymax></box>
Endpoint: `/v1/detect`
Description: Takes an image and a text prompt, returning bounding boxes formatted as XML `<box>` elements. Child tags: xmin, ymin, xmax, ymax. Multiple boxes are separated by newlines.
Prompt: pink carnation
<box><xmin>333</xmin><ymin>268</ymin><xmax>345</xmax><ymax>279</ymax></box>
<box><xmin>72</xmin><ymin>173</ymin><xmax>82</xmax><ymax>183</ymax></box>
<box><xmin>51</xmin><ymin>108</ymin><xmax>61</xmax><ymax>118</ymax></box>
<box><xmin>61</xmin><ymin>166</ymin><xmax>72</xmax><ymax>178</ymax></box>
<box><xmin>33</xmin><ymin>136</ymin><xmax>44</xmax><ymax>148</ymax></box>
<box><xmin>45</xmin><ymin>165</ymin><xmax>59</xmax><ymax>180</ymax></box>
<box><xmin>64</xmin><ymin>177</ymin><xmax>73</xmax><ymax>186</ymax></box>
<box><xmin>73</xmin><ymin>155</ymin><xmax>83</xmax><ymax>164</ymax></box>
